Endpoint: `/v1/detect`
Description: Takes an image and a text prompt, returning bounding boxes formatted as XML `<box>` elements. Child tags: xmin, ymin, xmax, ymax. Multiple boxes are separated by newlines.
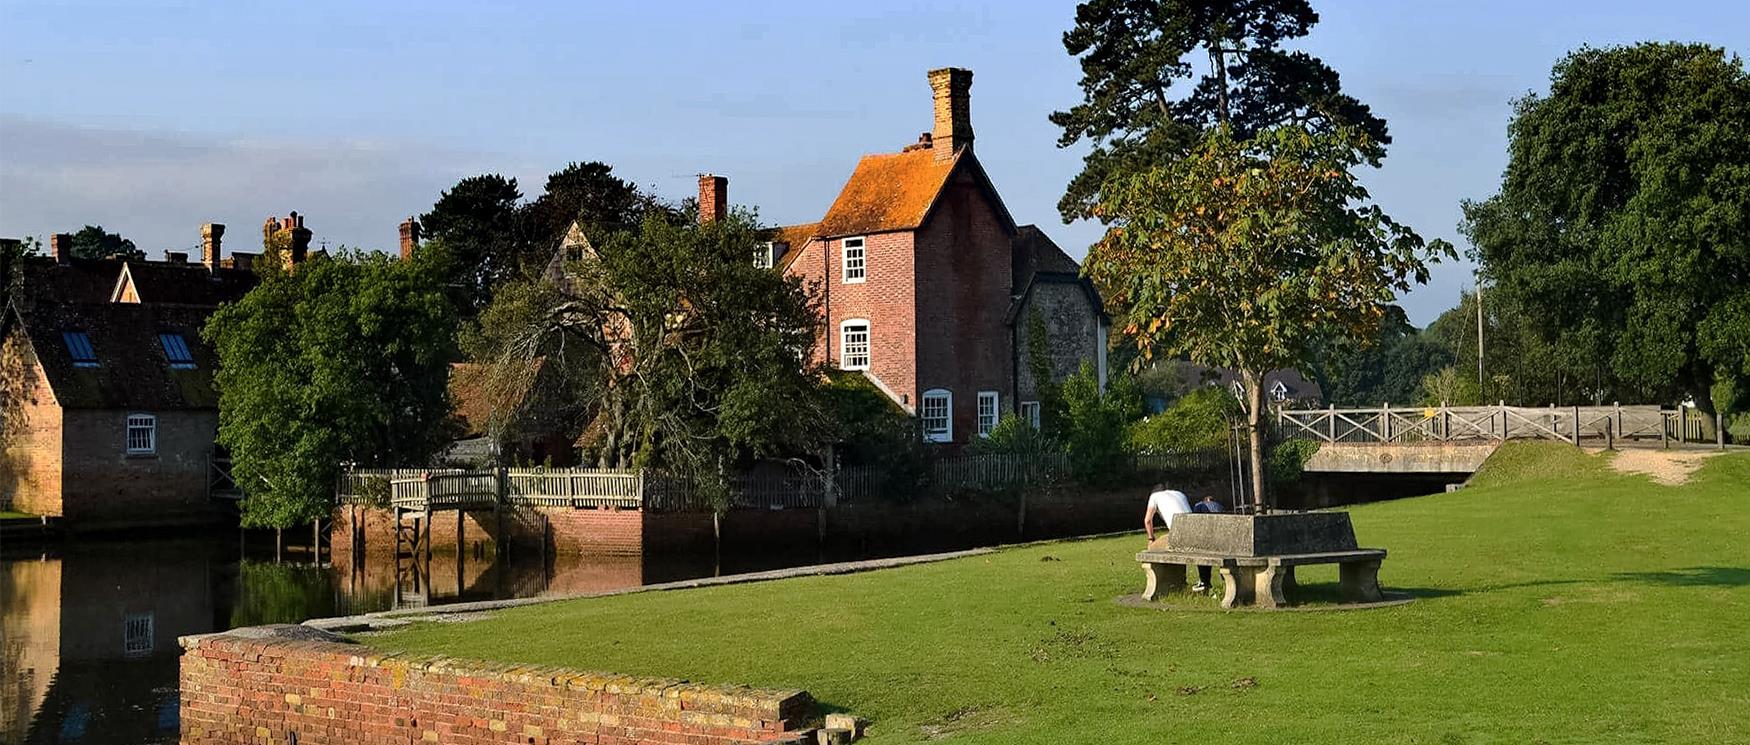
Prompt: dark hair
<box><xmin>1152</xmin><ymin>483</ymin><xmax>1165</xmax><ymax>491</ymax></box>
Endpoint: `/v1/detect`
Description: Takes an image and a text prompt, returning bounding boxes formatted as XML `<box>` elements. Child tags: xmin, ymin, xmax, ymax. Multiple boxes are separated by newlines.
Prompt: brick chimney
<box><xmin>398</xmin><ymin>217</ymin><xmax>421</xmax><ymax>261</ymax></box>
<box><xmin>285</xmin><ymin>212</ymin><xmax>311</xmax><ymax>266</ymax></box>
<box><xmin>698</xmin><ymin>174</ymin><xmax>727</xmax><ymax>224</ymax></box>
<box><xmin>201</xmin><ymin>223</ymin><xmax>225</xmax><ymax>271</ymax></box>
<box><xmin>50</xmin><ymin>233</ymin><xmax>72</xmax><ymax>264</ymax></box>
<box><xmin>928</xmin><ymin>67</ymin><xmax>974</xmax><ymax>160</ymax></box>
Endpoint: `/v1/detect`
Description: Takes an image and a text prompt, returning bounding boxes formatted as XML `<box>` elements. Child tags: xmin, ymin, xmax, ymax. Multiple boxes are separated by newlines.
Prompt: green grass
<box><xmin>0</xmin><ymin>510</ymin><xmax>36</xmax><ymax>520</ymax></box>
<box><xmin>365</xmin><ymin>443</ymin><xmax>1750</xmax><ymax>744</ymax></box>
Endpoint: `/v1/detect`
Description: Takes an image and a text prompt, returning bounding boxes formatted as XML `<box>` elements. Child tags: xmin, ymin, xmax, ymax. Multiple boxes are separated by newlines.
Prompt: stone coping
<box><xmin>304</xmin><ymin>546</ymin><xmax>997</xmax><ymax>632</ymax></box>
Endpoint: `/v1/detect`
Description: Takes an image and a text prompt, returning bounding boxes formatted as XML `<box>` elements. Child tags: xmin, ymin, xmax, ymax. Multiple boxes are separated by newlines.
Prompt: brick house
<box><xmin>750</xmin><ymin>67</ymin><xmax>1108</xmax><ymax>444</ymax></box>
<box><xmin>1</xmin><ymin>224</ymin><xmax>273</xmax><ymax>527</ymax></box>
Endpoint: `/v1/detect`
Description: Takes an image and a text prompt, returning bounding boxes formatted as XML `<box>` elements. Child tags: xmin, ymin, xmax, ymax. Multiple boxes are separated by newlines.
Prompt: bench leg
<box><xmin>1340</xmin><ymin>559</ymin><xmax>1383</xmax><ymax>603</ymax></box>
<box><xmin>1219</xmin><ymin>566</ymin><xmax>1255</xmax><ymax>609</ymax></box>
<box><xmin>1141</xmin><ymin>563</ymin><xmax>1186</xmax><ymax>601</ymax></box>
<box><xmin>1254</xmin><ymin>565</ymin><xmax>1289</xmax><ymax>609</ymax></box>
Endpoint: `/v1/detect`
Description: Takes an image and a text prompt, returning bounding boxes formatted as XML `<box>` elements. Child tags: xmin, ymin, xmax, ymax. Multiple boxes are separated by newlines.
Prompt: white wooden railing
<box><xmin>1277</xmin><ymin>403</ymin><xmax>1698</xmax><ymax>445</ymax></box>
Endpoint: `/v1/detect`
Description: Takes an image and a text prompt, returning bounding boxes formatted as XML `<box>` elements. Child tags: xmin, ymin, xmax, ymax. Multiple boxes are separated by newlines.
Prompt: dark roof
<box><xmin>816</xmin><ymin>149</ymin><xmax>963</xmax><ymax>238</ymax></box>
<box><xmin>9</xmin><ymin>301</ymin><xmax>220</xmax><ymax>410</ymax></box>
<box><xmin>117</xmin><ymin>261</ymin><xmax>257</xmax><ymax>305</ymax></box>
<box><xmin>1005</xmin><ymin>225</ymin><xmax>1107</xmax><ymax>325</ymax></box>
<box><xmin>15</xmin><ymin>256</ymin><xmax>127</xmax><ymax>307</ymax></box>
<box><xmin>1170</xmin><ymin>363</ymin><xmax>1325</xmax><ymax>404</ymax></box>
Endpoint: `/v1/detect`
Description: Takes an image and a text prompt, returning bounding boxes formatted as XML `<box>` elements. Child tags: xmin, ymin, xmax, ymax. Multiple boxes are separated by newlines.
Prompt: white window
<box><xmin>755</xmin><ymin>241</ymin><xmax>775</xmax><ymax>269</ymax></box>
<box><xmin>1270</xmin><ymin>381</ymin><xmax>1290</xmax><ymax>402</ymax></box>
<box><xmin>839</xmin><ymin>320</ymin><xmax>870</xmax><ymax>370</ymax></box>
<box><xmin>126</xmin><ymin>414</ymin><xmax>156</xmax><ymax>455</ymax></box>
<box><xmin>1020</xmin><ymin>401</ymin><xmax>1041</xmax><ymax>429</ymax></box>
<box><xmin>921</xmin><ymin>389</ymin><xmax>952</xmax><ymax>443</ymax></box>
<box><xmin>123</xmin><ymin>612</ymin><xmax>154</xmax><ymax>657</ymax></box>
<box><xmin>842</xmin><ymin>237</ymin><xmax>866</xmax><ymax>283</ymax></box>
<box><xmin>977</xmin><ymin>391</ymin><xmax>1000</xmax><ymax>437</ymax></box>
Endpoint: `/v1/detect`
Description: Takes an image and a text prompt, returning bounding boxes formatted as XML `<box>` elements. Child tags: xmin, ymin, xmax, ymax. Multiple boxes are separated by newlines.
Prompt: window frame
<box><xmin>123</xmin><ymin>612</ymin><xmax>154</xmax><ymax>657</ymax></box>
<box><xmin>841</xmin><ymin>236</ymin><xmax>866</xmax><ymax>284</ymax></box>
<box><xmin>838</xmin><ymin>319</ymin><xmax>871</xmax><ymax>371</ymax></box>
<box><xmin>755</xmin><ymin>241</ymin><xmax>775</xmax><ymax>269</ymax></box>
<box><xmin>976</xmin><ymin>391</ymin><xmax>1000</xmax><ymax>437</ymax></box>
<box><xmin>921</xmin><ymin>389</ymin><xmax>952</xmax><ymax>443</ymax></box>
<box><xmin>62</xmin><ymin>330</ymin><xmax>99</xmax><ymax>368</ymax></box>
<box><xmin>158</xmin><ymin>333</ymin><xmax>196</xmax><ymax>370</ymax></box>
<box><xmin>1020</xmin><ymin>400</ymin><xmax>1041</xmax><ymax>430</ymax></box>
<box><xmin>125</xmin><ymin>413</ymin><xmax>157</xmax><ymax>455</ymax></box>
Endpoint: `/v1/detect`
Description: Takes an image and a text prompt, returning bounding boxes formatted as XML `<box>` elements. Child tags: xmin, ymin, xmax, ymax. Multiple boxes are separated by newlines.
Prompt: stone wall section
<box><xmin>60</xmin><ymin>409</ymin><xmax>218</xmax><ymax>526</ymax></box>
<box><xmin>179</xmin><ymin>628</ymin><xmax>816</xmax><ymax>744</ymax></box>
<box><xmin>0</xmin><ymin>333</ymin><xmax>63</xmax><ymax>516</ymax></box>
<box><xmin>1013</xmin><ymin>281</ymin><xmax>1099</xmax><ymax>404</ymax></box>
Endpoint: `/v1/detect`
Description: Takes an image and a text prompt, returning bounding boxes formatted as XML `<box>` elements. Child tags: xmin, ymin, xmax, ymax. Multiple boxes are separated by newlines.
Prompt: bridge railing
<box><xmin>1278</xmin><ymin>404</ymin><xmax>1677</xmax><ymax>445</ymax></box>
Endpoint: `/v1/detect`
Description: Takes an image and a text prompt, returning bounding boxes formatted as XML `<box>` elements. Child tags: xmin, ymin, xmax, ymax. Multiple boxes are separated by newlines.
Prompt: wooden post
<box><xmin>1661</xmin><ymin>411</ymin><xmax>1670</xmax><ymax>449</ymax></box>
<box><xmin>1327</xmin><ymin>405</ymin><xmax>1336</xmax><ymax>442</ymax></box>
<box><xmin>1572</xmin><ymin>406</ymin><xmax>1581</xmax><ymax>447</ymax></box>
<box><xmin>275</xmin><ymin>527</ymin><xmax>283</xmax><ymax>563</ymax></box>
<box><xmin>1719</xmin><ymin>411</ymin><xmax>1727</xmax><ymax>451</ymax></box>
<box><xmin>1381</xmin><ymin>403</ymin><xmax>1390</xmax><ymax>442</ymax></box>
<box><xmin>1605</xmin><ymin>417</ymin><xmax>1614</xmax><ymax>451</ymax></box>
<box><xmin>1614</xmin><ymin>402</ymin><xmax>1623</xmax><ymax>440</ymax></box>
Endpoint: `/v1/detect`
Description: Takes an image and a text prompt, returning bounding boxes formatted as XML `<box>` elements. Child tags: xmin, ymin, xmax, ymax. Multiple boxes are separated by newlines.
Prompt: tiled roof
<box><xmin>1011</xmin><ymin>225</ymin><xmax>1082</xmax><ymax>285</ymax></box>
<box><xmin>117</xmin><ymin>261</ymin><xmax>258</xmax><ymax>306</ymax></box>
<box><xmin>771</xmin><ymin>222</ymin><xmax>820</xmax><ymax>272</ymax></box>
<box><xmin>816</xmin><ymin>149</ymin><xmax>962</xmax><ymax>238</ymax></box>
<box><xmin>11</xmin><ymin>301</ymin><xmax>220</xmax><ymax>410</ymax></box>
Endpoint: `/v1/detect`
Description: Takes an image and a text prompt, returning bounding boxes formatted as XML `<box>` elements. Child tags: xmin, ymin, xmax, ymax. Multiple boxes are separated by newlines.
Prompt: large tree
<box><xmin>1086</xmin><ymin>125</ymin><xmax>1448</xmax><ymax>508</ymax></box>
<box><xmin>68</xmin><ymin>225</ymin><xmax>142</xmax><ymax>260</ymax></box>
<box><xmin>205</xmin><ymin>252</ymin><xmax>458</xmax><ymax>528</ymax></box>
<box><xmin>463</xmin><ymin>209</ymin><xmax>827</xmax><ymax>502</ymax></box>
<box><xmin>1462</xmin><ymin>43</ymin><xmax>1750</xmax><ymax>413</ymax></box>
<box><xmin>1051</xmin><ymin>0</ymin><xmax>1386</xmax><ymax>222</ymax></box>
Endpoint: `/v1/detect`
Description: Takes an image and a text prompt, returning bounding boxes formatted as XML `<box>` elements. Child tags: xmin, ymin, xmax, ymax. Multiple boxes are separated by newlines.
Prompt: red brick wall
<box><xmin>787</xmin><ymin>232</ymin><xmax>921</xmax><ymax>407</ymax></box>
<box><xmin>333</xmin><ymin>505</ymin><xmax>646</xmax><ymax>559</ymax></box>
<box><xmin>914</xmin><ymin>162</ymin><xmax>1018</xmax><ymax>442</ymax></box>
<box><xmin>0</xmin><ymin>333</ymin><xmax>63</xmax><ymax>516</ymax></box>
<box><xmin>179</xmin><ymin>628</ymin><xmax>816</xmax><ymax>744</ymax></box>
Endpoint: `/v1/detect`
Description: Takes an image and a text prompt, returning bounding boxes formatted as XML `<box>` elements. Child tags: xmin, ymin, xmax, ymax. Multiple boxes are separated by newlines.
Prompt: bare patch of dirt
<box><xmin>1602</xmin><ymin>448</ymin><xmax>1720</xmax><ymax>486</ymax></box>
<box><xmin>918</xmin><ymin>706</ymin><xmax>1017</xmax><ymax>740</ymax></box>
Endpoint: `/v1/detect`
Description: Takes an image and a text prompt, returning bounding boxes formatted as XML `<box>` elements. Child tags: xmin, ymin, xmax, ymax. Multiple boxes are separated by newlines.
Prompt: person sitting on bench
<box><xmin>1187</xmin><ymin>495</ymin><xmax>1225</xmax><ymax>592</ymax></box>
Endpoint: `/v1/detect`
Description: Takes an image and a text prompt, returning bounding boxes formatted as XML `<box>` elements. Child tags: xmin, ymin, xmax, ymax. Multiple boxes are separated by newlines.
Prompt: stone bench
<box><xmin>1135</xmin><ymin>548</ymin><xmax>1387</xmax><ymax>608</ymax></box>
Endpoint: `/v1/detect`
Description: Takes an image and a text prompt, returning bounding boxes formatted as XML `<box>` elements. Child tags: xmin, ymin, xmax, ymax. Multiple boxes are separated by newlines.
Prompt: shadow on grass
<box><xmin>1610</xmin><ymin>566</ymin><xmax>1750</xmax><ymax>587</ymax></box>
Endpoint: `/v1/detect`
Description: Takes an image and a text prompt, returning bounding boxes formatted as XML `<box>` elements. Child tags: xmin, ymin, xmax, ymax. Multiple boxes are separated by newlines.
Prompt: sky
<box><xmin>1</xmin><ymin>1</ymin><xmax>1745</xmax><ymax>326</ymax></box>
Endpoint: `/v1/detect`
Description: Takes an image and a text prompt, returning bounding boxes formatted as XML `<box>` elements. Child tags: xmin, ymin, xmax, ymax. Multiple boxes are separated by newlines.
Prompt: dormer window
<box><xmin>755</xmin><ymin>241</ymin><xmax>775</xmax><ymax>269</ymax></box>
<box><xmin>159</xmin><ymin>333</ymin><xmax>196</xmax><ymax>370</ymax></box>
<box><xmin>62</xmin><ymin>331</ymin><xmax>98</xmax><ymax>367</ymax></box>
<box><xmin>1269</xmin><ymin>380</ymin><xmax>1290</xmax><ymax>402</ymax></box>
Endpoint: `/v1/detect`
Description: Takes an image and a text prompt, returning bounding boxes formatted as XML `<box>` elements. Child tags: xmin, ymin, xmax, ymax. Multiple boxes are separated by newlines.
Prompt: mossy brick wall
<box><xmin>179</xmin><ymin>628</ymin><xmax>816</xmax><ymax>745</ymax></box>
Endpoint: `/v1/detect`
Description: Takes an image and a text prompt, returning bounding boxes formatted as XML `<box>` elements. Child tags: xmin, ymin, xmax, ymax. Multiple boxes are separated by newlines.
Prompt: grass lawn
<box><xmin>0</xmin><ymin>510</ymin><xmax>36</xmax><ymax>520</ymax></box>
<box><xmin>364</xmin><ymin>443</ymin><xmax>1750</xmax><ymax>744</ymax></box>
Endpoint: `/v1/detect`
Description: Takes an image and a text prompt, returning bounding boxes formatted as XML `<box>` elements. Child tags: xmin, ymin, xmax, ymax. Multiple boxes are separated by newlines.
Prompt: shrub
<box><xmin>1061</xmin><ymin>362</ymin><xmax>1144</xmax><ymax>486</ymax></box>
<box><xmin>975</xmin><ymin>413</ymin><xmax>1058</xmax><ymax>456</ymax></box>
<box><xmin>1266</xmin><ymin>438</ymin><xmax>1321</xmax><ymax>487</ymax></box>
<box><xmin>1128</xmin><ymin>386</ymin><xmax>1240</xmax><ymax>454</ymax></box>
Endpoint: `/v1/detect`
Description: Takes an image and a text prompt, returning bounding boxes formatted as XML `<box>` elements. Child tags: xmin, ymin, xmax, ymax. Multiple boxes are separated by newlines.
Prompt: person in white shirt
<box><xmin>1144</xmin><ymin>485</ymin><xmax>1205</xmax><ymax>592</ymax></box>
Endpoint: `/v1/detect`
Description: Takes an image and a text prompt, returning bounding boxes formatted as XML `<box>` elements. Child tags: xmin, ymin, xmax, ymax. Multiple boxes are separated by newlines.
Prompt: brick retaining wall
<box><xmin>180</xmin><ymin>626</ymin><xmax>816</xmax><ymax>744</ymax></box>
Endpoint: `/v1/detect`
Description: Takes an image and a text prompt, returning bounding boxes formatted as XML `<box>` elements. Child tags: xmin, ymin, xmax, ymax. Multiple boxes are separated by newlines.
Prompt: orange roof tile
<box><xmin>772</xmin><ymin>222</ymin><xmax>821</xmax><ymax>271</ymax></box>
<box><xmin>816</xmin><ymin>148</ymin><xmax>962</xmax><ymax>238</ymax></box>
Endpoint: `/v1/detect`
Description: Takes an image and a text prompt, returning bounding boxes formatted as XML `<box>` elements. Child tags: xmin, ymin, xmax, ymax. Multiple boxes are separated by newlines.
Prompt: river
<box><xmin>0</xmin><ymin>528</ymin><xmax>863</xmax><ymax>744</ymax></box>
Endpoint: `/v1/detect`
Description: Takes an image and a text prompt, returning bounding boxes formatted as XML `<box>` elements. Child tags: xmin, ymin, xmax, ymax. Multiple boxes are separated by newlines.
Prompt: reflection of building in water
<box><xmin>1</xmin><ymin>540</ymin><xmax>218</xmax><ymax>744</ymax></box>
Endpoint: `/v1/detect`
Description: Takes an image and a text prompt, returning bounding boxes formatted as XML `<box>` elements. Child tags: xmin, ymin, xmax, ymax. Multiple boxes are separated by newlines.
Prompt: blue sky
<box><xmin>1</xmin><ymin>0</ymin><xmax>1745</xmax><ymax>325</ymax></box>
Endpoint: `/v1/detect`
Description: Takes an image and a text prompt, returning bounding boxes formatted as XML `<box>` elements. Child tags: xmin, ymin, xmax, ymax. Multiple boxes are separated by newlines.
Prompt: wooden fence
<box><xmin>339</xmin><ymin>451</ymin><xmax>1219</xmax><ymax>514</ymax></box>
<box><xmin>1278</xmin><ymin>403</ymin><xmax>1715</xmax><ymax>445</ymax></box>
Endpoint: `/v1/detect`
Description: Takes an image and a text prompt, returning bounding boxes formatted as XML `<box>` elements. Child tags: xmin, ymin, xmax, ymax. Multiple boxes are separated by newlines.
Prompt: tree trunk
<box><xmin>1242</xmin><ymin>369</ymin><xmax>1267</xmax><ymax>511</ymax></box>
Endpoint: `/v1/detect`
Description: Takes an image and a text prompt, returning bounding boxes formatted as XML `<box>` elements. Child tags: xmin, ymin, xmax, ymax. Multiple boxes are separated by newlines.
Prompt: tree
<box><xmin>463</xmin><ymin>209</ymin><xmax>827</xmax><ymax>503</ymax></box>
<box><xmin>205</xmin><ymin>252</ymin><xmax>458</xmax><ymax>528</ymax></box>
<box><xmin>1462</xmin><ymin>43</ymin><xmax>1750</xmax><ymax>413</ymax></box>
<box><xmin>1086</xmin><ymin>125</ymin><xmax>1449</xmax><ymax>508</ymax></box>
<box><xmin>68</xmin><ymin>225</ymin><xmax>142</xmax><ymax>260</ymax></box>
<box><xmin>1060</xmin><ymin>362</ymin><xmax>1144</xmax><ymax>485</ymax></box>
<box><xmin>1051</xmin><ymin>0</ymin><xmax>1387</xmax><ymax>222</ymax></box>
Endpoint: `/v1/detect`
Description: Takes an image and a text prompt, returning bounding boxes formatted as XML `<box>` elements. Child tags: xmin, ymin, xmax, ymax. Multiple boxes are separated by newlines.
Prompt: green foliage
<box><xmin>974</xmin><ymin>414</ymin><xmax>1059</xmax><ymax>457</ymax></box>
<box><xmin>1417</xmin><ymin>366</ymin><xmax>1482</xmax><ymax>406</ymax></box>
<box><xmin>822</xmin><ymin>373</ymin><xmax>925</xmax><ymax>491</ymax></box>
<box><xmin>1060</xmin><ymin>361</ymin><xmax>1142</xmax><ymax>485</ymax></box>
<box><xmin>1024</xmin><ymin>310</ymin><xmax>1068</xmax><ymax>438</ymax></box>
<box><xmin>67</xmin><ymin>224</ymin><xmax>141</xmax><ymax>260</ymax></box>
<box><xmin>1265</xmin><ymin>437</ymin><xmax>1320</xmax><ymax>487</ymax></box>
<box><xmin>1128</xmin><ymin>386</ymin><xmax>1237</xmax><ymax>454</ymax></box>
<box><xmin>229</xmin><ymin>561</ymin><xmax>335</xmax><ymax>627</ymax></box>
<box><xmin>1462</xmin><ymin>43</ymin><xmax>1750</xmax><ymax>409</ymax></box>
<box><xmin>464</xmin><ymin>209</ymin><xmax>827</xmax><ymax>503</ymax></box>
<box><xmin>1311</xmin><ymin>304</ymin><xmax>1454</xmax><ymax>406</ymax></box>
<box><xmin>1728</xmin><ymin>413</ymin><xmax>1750</xmax><ymax>444</ymax></box>
<box><xmin>205</xmin><ymin>252</ymin><xmax>459</xmax><ymax>528</ymax></box>
<box><xmin>1051</xmin><ymin>0</ymin><xmax>1387</xmax><ymax>222</ymax></box>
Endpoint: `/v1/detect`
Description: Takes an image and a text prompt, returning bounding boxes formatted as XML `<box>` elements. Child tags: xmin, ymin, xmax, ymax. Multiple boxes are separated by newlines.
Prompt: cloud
<box><xmin>0</xmin><ymin>116</ymin><xmax>524</xmax><ymax>256</ymax></box>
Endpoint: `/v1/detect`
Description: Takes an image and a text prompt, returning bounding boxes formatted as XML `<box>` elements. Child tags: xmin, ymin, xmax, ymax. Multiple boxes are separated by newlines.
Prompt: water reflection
<box><xmin>0</xmin><ymin>533</ymin><xmax>771</xmax><ymax>745</ymax></box>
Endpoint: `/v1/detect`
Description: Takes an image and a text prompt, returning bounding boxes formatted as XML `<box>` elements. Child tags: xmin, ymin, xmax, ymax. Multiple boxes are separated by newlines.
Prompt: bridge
<box><xmin>1277</xmin><ymin>403</ymin><xmax>1727</xmax><ymax>475</ymax></box>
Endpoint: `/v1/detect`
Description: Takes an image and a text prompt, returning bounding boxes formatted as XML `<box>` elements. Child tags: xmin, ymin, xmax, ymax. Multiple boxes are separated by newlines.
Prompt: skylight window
<box><xmin>159</xmin><ymin>333</ymin><xmax>196</xmax><ymax>369</ymax></box>
<box><xmin>62</xmin><ymin>331</ymin><xmax>98</xmax><ymax>367</ymax></box>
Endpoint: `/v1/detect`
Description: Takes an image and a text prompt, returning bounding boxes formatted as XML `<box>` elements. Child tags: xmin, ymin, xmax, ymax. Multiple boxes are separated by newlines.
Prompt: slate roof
<box><xmin>9</xmin><ymin>301</ymin><xmax>220</xmax><ymax>410</ymax></box>
<box><xmin>816</xmin><ymin>149</ymin><xmax>962</xmax><ymax>238</ymax></box>
<box><xmin>14</xmin><ymin>256</ymin><xmax>126</xmax><ymax>307</ymax></box>
<box><xmin>1005</xmin><ymin>225</ymin><xmax>1107</xmax><ymax>325</ymax></box>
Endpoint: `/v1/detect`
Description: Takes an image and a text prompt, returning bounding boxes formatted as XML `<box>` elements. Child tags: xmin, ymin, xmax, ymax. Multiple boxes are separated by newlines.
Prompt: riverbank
<box><xmin>350</xmin><ymin>443</ymin><xmax>1750</xmax><ymax>743</ymax></box>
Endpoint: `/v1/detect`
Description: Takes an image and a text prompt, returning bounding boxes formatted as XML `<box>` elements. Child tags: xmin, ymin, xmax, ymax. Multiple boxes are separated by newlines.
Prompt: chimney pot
<box><xmin>927</xmin><ymin>67</ymin><xmax>974</xmax><ymax>160</ymax></box>
<box><xmin>287</xmin><ymin>213</ymin><xmax>312</xmax><ymax>267</ymax></box>
<box><xmin>50</xmin><ymin>233</ymin><xmax>72</xmax><ymax>264</ymax></box>
<box><xmin>201</xmin><ymin>223</ymin><xmax>226</xmax><ymax>272</ymax></box>
<box><xmin>698</xmin><ymin>174</ymin><xmax>728</xmax><ymax>224</ymax></box>
<box><xmin>399</xmin><ymin>217</ymin><xmax>421</xmax><ymax>261</ymax></box>
<box><xmin>164</xmin><ymin>251</ymin><xmax>188</xmax><ymax>263</ymax></box>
